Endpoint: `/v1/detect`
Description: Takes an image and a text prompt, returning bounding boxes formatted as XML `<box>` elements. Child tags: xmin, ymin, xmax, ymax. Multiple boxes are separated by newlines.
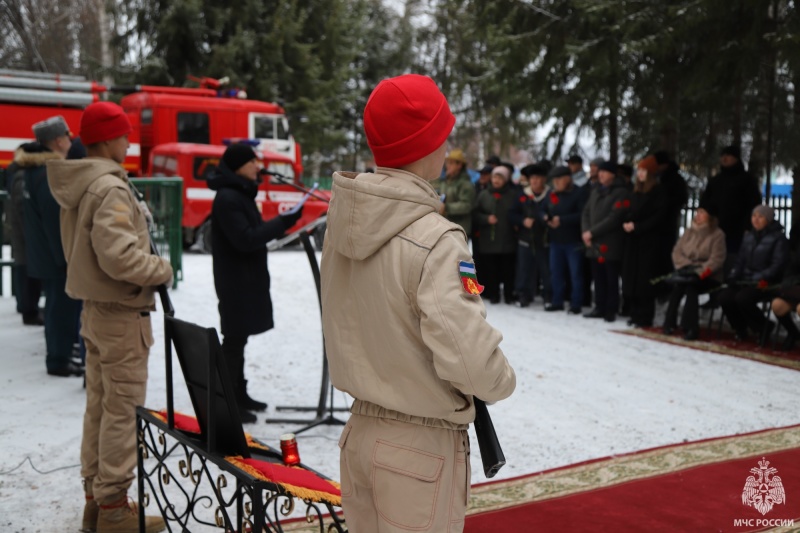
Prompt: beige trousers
<box><xmin>79</xmin><ymin>302</ymin><xmax>154</xmax><ymax>504</ymax></box>
<box><xmin>338</xmin><ymin>414</ymin><xmax>470</xmax><ymax>532</ymax></box>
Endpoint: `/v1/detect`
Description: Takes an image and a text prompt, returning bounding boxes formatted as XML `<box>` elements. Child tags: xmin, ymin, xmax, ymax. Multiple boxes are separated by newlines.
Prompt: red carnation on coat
<box><xmin>622</xmin><ymin>199</ymin><xmax>631</xmax><ymax>208</ymax></box>
<box><xmin>492</xmin><ymin>192</ymin><xmax>502</xmax><ymax>199</ymax></box>
<box><xmin>597</xmin><ymin>256</ymin><xmax>606</xmax><ymax>264</ymax></box>
<box><xmin>550</xmin><ymin>193</ymin><xmax>559</xmax><ymax>205</ymax></box>
<box><xmin>599</xmin><ymin>244</ymin><xmax>608</xmax><ymax>253</ymax></box>
<box><xmin>614</xmin><ymin>201</ymin><xmax>622</xmax><ymax>209</ymax></box>
<box><xmin>757</xmin><ymin>279</ymin><xmax>768</xmax><ymax>289</ymax></box>
<box><xmin>520</xmin><ymin>195</ymin><xmax>528</xmax><ymax>203</ymax></box>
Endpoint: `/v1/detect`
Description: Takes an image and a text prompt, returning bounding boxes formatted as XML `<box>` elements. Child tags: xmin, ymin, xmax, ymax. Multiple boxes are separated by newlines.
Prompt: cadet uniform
<box><xmin>321</xmin><ymin>75</ymin><xmax>516</xmax><ymax>533</ymax></box>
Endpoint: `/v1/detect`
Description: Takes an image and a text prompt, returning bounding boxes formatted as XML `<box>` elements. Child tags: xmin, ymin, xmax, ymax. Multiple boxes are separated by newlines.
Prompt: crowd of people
<box><xmin>436</xmin><ymin>145</ymin><xmax>797</xmax><ymax>348</ymax></box>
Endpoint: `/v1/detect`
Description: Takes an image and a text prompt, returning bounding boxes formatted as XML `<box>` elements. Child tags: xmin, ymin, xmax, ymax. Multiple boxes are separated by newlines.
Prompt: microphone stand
<box><xmin>259</xmin><ymin>169</ymin><xmax>330</xmax><ymax>204</ymax></box>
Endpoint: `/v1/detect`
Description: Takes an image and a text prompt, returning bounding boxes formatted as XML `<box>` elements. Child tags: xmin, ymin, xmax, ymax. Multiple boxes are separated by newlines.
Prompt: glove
<box><xmin>138</xmin><ymin>200</ymin><xmax>154</xmax><ymax>231</ymax></box>
<box><xmin>280</xmin><ymin>204</ymin><xmax>304</xmax><ymax>229</ymax></box>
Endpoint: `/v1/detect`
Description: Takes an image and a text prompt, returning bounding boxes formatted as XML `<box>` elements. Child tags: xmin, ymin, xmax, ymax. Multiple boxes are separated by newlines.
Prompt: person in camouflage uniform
<box><xmin>440</xmin><ymin>148</ymin><xmax>476</xmax><ymax>235</ymax></box>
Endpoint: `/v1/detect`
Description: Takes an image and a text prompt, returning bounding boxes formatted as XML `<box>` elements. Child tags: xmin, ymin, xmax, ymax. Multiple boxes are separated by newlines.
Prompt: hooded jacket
<box><xmin>46</xmin><ymin>157</ymin><xmax>172</xmax><ymax>309</ymax></box>
<box><xmin>320</xmin><ymin>168</ymin><xmax>516</xmax><ymax>426</ymax></box>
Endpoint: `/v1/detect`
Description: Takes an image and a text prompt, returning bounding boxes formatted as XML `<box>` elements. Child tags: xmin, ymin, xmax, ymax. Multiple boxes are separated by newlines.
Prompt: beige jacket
<box><xmin>321</xmin><ymin>168</ymin><xmax>516</xmax><ymax>426</ymax></box>
<box><xmin>47</xmin><ymin>158</ymin><xmax>173</xmax><ymax>309</ymax></box>
<box><xmin>672</xmin><ymin>223</ymin><xmax>727</xmax><ymax>281</ymax></box>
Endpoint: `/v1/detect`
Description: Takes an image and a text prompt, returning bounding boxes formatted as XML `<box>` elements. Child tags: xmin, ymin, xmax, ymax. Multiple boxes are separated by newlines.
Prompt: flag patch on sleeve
<box><xmin>458</xmin><ymin>261</ymin><xmax>484</xmax><ymax>295</ymax></box>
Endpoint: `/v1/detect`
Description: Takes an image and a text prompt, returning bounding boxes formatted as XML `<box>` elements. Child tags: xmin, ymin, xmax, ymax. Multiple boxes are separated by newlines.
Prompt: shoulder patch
<box><xmin>458</xmin><ymin>261</ymin><xmax>484</xmax><ymax>295</ymax></box>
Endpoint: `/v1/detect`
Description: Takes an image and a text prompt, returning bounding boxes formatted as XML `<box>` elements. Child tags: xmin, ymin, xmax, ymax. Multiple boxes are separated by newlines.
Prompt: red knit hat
<box><xmin>80</xmin><ymin>102</ymin><xmax>133</xmax><ymax>145</ymax></box>
<box><xmin>363</xmin><ymin>74</ymin><xmax>455</xmax><ymax>168</ymax></box>
<box><xmin>637</xmin><ymin>155</ymin><xmax>659</xmax><ymax>175</ymax></box>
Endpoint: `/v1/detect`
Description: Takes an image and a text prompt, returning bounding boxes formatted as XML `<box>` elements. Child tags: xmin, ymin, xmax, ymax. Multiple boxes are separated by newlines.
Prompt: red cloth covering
<box><xmin>227</xmin><ymin>456</ymin><xmax>341</xmax><ymax>506</ymax></box>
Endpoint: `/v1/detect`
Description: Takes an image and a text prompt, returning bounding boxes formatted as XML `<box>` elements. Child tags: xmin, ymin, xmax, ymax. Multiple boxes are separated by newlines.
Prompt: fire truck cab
<box><xmin>0</xmin><ymin>70</ymin><xmax>325</xmax><ymax>251</ymax></box>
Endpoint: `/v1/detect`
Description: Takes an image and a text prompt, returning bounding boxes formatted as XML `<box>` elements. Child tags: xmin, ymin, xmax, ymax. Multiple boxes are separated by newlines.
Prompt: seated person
<box><xmin>662</xmin><ymin>206</ymin><xmax>726</xmax><ymax>340</ymax></box>
<box><xmin>770</xmin><ymin>252</ymin><xmax>800</xmax><ymax>350</ymax></box>
<box><xmin>718</xmin><ymin>205</ymin><xmax>789</xmax><ymax>341</ymax></box>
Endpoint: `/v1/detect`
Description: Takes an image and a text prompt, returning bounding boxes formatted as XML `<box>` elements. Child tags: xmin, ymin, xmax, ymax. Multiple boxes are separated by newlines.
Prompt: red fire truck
<box><xmin>0</xmin><ymin>69</ymin><xmax>328</xmax><ymax>250</ymax></box>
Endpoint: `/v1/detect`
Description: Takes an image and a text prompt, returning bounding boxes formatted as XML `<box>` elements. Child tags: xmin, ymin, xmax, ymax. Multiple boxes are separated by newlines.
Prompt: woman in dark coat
<box><xmin>208</xmin><ymin>142</ymin><xmax>303</xmax><ymax>422</ymax></box>
<box><xmin>621</xmin><ymin>156</ymin><xmax>667</xmax><ymax>327</ymax></box>
<box><xmin>718</xmin><ymin>205</ymin><xmax>789</xmax><ymax>342</ymax></box>
<box><xmin>474</xmin><ymin>165</ymin><xmax>519</xmax><ymax>304</ymax></box>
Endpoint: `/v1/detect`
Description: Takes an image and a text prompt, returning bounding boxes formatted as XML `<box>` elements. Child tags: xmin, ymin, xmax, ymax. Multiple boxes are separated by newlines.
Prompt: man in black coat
<box><xmin>209</xmin><ymin>142</ymin><xmax>303</xmax><ymax>423</ymax></box>
<box><xmin>699</xmin><ymin>146</ymin><xmax>762</xmax><ymax>260</ymax></box>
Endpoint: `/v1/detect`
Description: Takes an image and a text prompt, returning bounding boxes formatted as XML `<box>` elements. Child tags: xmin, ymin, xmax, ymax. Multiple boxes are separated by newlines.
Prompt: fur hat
<box><xmin>521</xmin><ymin>164</ymin><xmax>547</xmax><ymax>178</ymax></box>
<box><xmin>32</xmin><ymin>116</ymin><xmax>69</xmax><ymax>143</ymax></box>
<box><xmin>80</xmin><ymin>102</ymin><xmax>132</xmax><ymax>145</ymax></box>
<box><xmin>363</xmin><ymin>74</ymin><xmax>455</xmax><ymax>168</ymax></box>
<box><xmin>222</xmin><ymin>142</ymin><xmax>258</xmax><ymax>172</ymax></box>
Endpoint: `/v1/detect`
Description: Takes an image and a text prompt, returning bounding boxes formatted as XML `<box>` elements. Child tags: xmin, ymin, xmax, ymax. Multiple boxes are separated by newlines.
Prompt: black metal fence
<box><xmin>680</xmin><ymin>193</ymin><xmax>793</xmax><ymax>235</ymax></box>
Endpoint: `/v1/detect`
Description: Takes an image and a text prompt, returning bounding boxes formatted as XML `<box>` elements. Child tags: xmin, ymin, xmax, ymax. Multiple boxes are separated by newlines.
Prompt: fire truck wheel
<box><xmin>198</xmin><ymin>219</ymin><xmax>213</xmax><ymax>254</ymax></box>
<box><xmin>313</xmin><ymin>223</ymin><xmax>326</xmax><ymax>251</ymax></box>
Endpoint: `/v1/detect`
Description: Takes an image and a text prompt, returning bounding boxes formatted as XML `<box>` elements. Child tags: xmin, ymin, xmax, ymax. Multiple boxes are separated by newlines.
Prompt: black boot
<box><xmin>239</xmin><ymin>380</ymin><xmax>268</xmax><ymax>412</ymax></box>
<box><xmin>777</xmin><ymin>314</ymin><xmax>799</xmax><ymax>351</ymax></box>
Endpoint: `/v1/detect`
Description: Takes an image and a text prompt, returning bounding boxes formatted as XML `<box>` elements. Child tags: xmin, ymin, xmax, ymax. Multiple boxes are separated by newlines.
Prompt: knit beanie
<box><xmin>752</xmin><ymin>204</ymin><xmax>775</xmax><ymax>221</ymax></box>
<box><xmin>80</xmin><ymin>102</ymin><xmax>132</xmax><ymax>145</ymax></box>
<box><xmin>637</xmin><ymin>155</ymin><xmax>659</xmax><ymax>175</ymax></box>
<box><xmin>222</xmin><ymin>142</ymin><xmax>258</xmax><ymax>172</ymax></box>
<box><xmin>598</xmin><ymin>161</ymin><xmax>618</xmax><ymax>174</ymax></box>
<box><xmin>363</xmin><ymin>74</ymin><xmax>455</xmax><ymax>168</ymax></box>
<box><xmin>720</xmin><ymin>145</ymin><xmax>741</xmax><ymax>159</ymax></box>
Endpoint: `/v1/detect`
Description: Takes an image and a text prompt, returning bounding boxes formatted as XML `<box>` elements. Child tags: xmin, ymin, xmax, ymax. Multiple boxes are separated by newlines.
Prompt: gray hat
<box><xmin>752</xmin><ymin>205</ymin><xmax>775</xmax><ymax>221</ymax></box>
<box><xmin>32</xmin><ymin>116</ymin><xmax>69</xmax><ymax>143</ymax></box>
<box><xmin>548</xmin><ymin>165</ymin><xmax>572</xmax><ymax>179</ymax></box>
<box><xmin>590</xmin><ymin>157</ymin><xmax>605</xmax><ymax>166</ymax></box>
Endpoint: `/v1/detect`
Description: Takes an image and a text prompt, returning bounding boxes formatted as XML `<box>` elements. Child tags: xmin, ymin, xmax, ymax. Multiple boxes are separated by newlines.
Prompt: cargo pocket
<box><xmin>109</xmin><ymin>366</ymin><xmax>147</xmax><ymax>405</ymax></box>
<box><xmin>337</xmin><ymin>422</ymin><xmax>353</xmax><ymax>498</ymax></box>
<box><xmin>139</xmin><ymin>314</ymin><xmax>154</xmax><ymax>349</ymax></box>
<box><xmin>373</xmin><ymin>440</ymin><xmax>444</xmax><ymax>530</ymax></box>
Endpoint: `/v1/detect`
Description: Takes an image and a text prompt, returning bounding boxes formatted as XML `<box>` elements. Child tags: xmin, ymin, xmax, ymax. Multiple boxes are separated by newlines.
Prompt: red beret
<box><xmin>80</xmin><ymin>102</ymin><xmax>132</xmax><ymax>145</ymax></box>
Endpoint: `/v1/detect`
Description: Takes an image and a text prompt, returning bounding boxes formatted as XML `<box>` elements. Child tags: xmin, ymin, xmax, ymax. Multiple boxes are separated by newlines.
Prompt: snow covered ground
<box><xmin>1</xmin><ymin>249</ymin><xmax>799</xmax><ymax>532</ymax></box>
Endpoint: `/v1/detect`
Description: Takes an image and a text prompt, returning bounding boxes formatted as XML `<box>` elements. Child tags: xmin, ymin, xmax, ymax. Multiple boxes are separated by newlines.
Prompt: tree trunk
<box><xmin>96</xmin><ymin>0</ymin><xmax>113</xmax><ymax>86</ymax></box>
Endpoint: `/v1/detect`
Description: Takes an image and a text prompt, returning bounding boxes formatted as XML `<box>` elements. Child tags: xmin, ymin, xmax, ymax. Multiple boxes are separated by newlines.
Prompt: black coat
<box><xmin>621</xmin><ymin>184</ymin><xmax>668</xmax><ymax>299</ymax></box>
<box><xmin>699</xmin><ymin>162</ymin><xmax>761</xmax><ymax>253</ymax></box>
<box><xmin>208</xmin><ymin>164</ymin><xmax>288</xmax><ymax>339</ymax></box>
<box><xmin>581</xmin><ymin>178</ymin><xmax>631</xmax><ymax>262</ymax></box>
<box><xmin>730</xmin><ymin>220</ymin><xmax>789</xmax><ymax>283</ymax></box>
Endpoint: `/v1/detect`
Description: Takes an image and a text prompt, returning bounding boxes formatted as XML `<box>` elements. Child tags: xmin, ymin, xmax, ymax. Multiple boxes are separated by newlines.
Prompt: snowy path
<box><xmin>1</xmin><ymin>249</ymin><xmax>798</xmax><ymax>531</ymax></box>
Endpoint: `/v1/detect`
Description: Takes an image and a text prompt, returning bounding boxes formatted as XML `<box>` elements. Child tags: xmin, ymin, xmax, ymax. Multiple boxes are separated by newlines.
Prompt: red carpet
<box><xmin>465</xmin><ymin>425</ymin><xmax>800</xmax><ymax>533</ymax></box>
<box><xmin>614</xmin><ymin>326</ymin><xmax>800</xmax><ymax>372</ymax></box>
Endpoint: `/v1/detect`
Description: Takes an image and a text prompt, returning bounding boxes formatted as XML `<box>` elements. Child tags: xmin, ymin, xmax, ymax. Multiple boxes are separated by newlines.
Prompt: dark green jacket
<box><xmin>475</xmin><ymin>184</ymin><xmax>518</xmax><ymax>254</ymax></box>
<box><xmin>581</xmin><ymin>177</ymin><xmax>630</xmax><ymax>262</ymax></box>
<box><xmin>441</xmin><ymin>171</ymin><xmax>476</xmax><ymax>235</ymax></box>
